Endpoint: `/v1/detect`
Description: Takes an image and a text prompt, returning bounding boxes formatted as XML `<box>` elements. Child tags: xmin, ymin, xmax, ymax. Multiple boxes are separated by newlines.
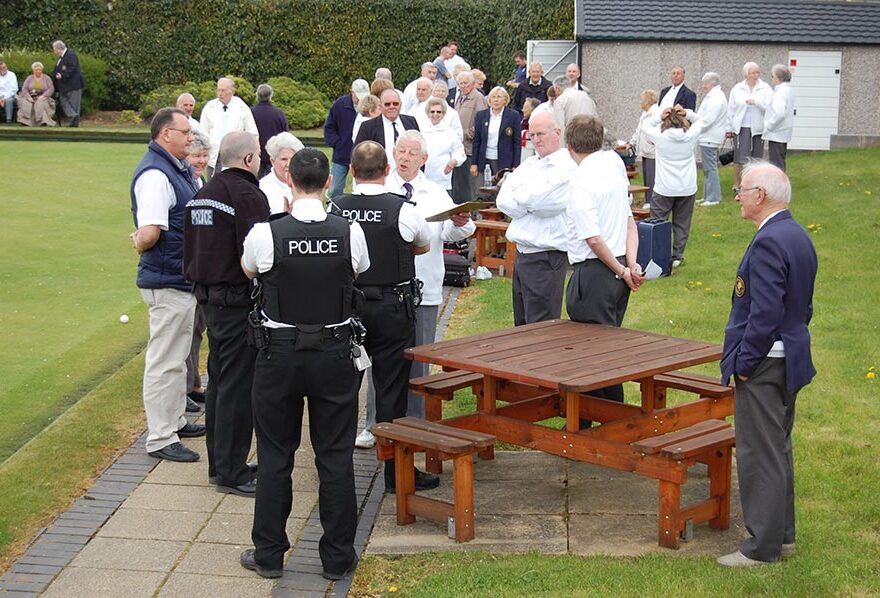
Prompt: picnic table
<box><xmin>401</xmin><ymin>320</ymin><xmax>736</xmax><ymax>547</ymax></box>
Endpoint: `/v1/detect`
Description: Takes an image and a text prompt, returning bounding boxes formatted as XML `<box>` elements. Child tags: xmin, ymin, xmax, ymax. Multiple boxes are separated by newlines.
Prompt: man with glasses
<box><xmin>184</xmin><ymin>131</ymin><xmax>270</xmax><ymax>496</ymax></box>
<box><xmin>130</xmin><ymin>107</ymin><xmax>206</xmax><ymax>463</ymax></box>
<box><xmin>718</xmin><ymin>162</ymin><xmax>817</xmax><ymax>567</ymax></box>
<box><xmin>354</xmin><ymin>89</ymin><xmax>419</xmax><ymax>169</ymax></box>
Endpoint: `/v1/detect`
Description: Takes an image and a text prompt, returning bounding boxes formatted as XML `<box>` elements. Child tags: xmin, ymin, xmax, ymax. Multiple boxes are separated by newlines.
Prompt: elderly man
<box><xmin>512</xmin><ymin>63</ymin><xmax>552</xmax><ymax>112</ymax></box>
<box><xmin>404</xmin><ymin>78</ymin><xmax>434</xmax><ymax>117</ymax></box>
<box><xmin>760</xmin><ymin>65</ymin><xmax>795</xmax><ymax>172</ymax></box>
<box><xmin>51</xmin><ymin>40</ymin><xmax>84</xmax><ymax>127</ymax></box>
<box><xmin>565</xmin><ymin>63</ymin><xmax>588</xmax><ymax>92</ymax></box>
<box><xmin>387</xmin><ymin>131</ymin><xmax>475</xmax><ymax>418</ymax></box>
<box><xmin>184</xmin><ymin>131</ymin><xmax>269</xmax><ymax>497</ymax></box>
<box><xmin>130</xmin><ymin>108</ymin><xmax>204</xmax><ymax>463</ymax></box>
<box><xmin>200</xmin><ymin>77</ymin><xmax>259</xmax><ymax>178</ymax></box>
<box><xmin>402</xmin><ymin>63</ymin><xmax>438</xmax><ymax>113</ymax></box>
<box><xmin>450</xmin><ymin>70</ymin><xmax>488</xmax><ymax>203</ymax></box>
<box><xmin>497</xmin><ymin>111</ymin><xmax>577</xmax><ymax>325</ymax></box>
<box><xmin>692</xmin><ymin>73</ymin><xmax>729</xmax><ymax>207</ymax></box>
<box><xmin>176</xmin><ymin>93</ymin><xmax>201</xmax><ymax>132</ymax></box>
<box><xmin>324</xmin><ymin>79</ymin><xmax>369</xmax><ymax>199</ymax></box>
<box><xmin>552</xmin><ymin>75</ymin><xmax>597</xmax><ymax>146</ymax></box>
<box><xmin>444</xmin><ymin>41</ymin><xmax>468</xmax><ymax>103</ymax></box>
<box><xmin>659</xmin><ymin>66</ymin><xmax>696</xmax><ymax>111</ymax></box>
<box><xmin>251</xmin><ymin>83</ymin><xmax>290</xmax><ymax>178</ymax></box>
<box><xmin>0</xmin><ymin>61</ymin><xmax>17</xmax><ymax>124</ymax></box>
<box><xmin>354</xmin><ymin>89</ymin><xmax>419</xmax><ymax>169</ymax></box>
<box><xmin>717</xmin><ymin>162</ymin><xmax>817</xmax><ymax>567</ymax></box>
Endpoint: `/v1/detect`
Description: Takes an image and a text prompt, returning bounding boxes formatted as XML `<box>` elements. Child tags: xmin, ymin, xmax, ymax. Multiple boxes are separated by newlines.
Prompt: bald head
<box><xmin>216</xmin><ymin>77</ymin><xmax>235</xmax><ymax>104</ymax></box>
<box><xmin>219</xmin><ymin>131</ymin><xmax>259</xmax><ymax>176</ymax></box>
<box><xmin>528</xmin><ymin>111</ymin><xmax>561</xmax><ymax>157</ymax></box>
<box><xmin>350</xmin><ymin>141</ymin><xmax>389</xmax><ymax>183</ymax></box>
<box><xmin>176</xmin><ymin>93</ymin><xmax>195</xmax><ymax>117</ymax></box>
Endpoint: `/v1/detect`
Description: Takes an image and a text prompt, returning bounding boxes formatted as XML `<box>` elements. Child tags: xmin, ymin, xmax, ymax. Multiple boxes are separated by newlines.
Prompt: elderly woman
<box><xmin>693</xmin><ymin>73</ymin><xmax>729</xmax><ymax>207</ymax></box>
<box><xmin>431</xmin><ymin>81</ymin><xmax>463</xmax><ymax>140</ymax></box>
<box><xmin>470</xmin><ymin>86</ymin><xmax>521</xmax><ymax>181</ymax></box>
<box><xmin>642</xmin><ymin>106</ymin><xmax>705</xmax><ymax>268</ymax></box>
<box><xmin>186</xmin><ymin>131</ymin><xmax>211</xmax><ymax>188</ymax></box>
<box><xmin>259</xmin><ymin>131</ymin><xmax>304</xmax><ymax>214</ymax></box>
<box><xmin>759</xmin><ymin>64</ymin><xmax>795</xmax><ymax>172</ymax></box>
<box><xmin>420</xmin><ymin>98</ymin><xmax>467</xmax><ymax>191</ymax></box>
<box><xmin>627</xmin><ymin>89</ymin><xmax>660</xmax><ymax>207</ymax></box>
<box><xmin>351</xmin><ymin>94</ymin><xmax>380</xmax><ymax>144</ymax></box>
<box><xmin>17</xmin><ymin>62</ymin><xmax>56</xmax><ymax>126</ymax></box>
<box><xmin>471</xmin><ymin>69</ymin><xmax>487</xmax><ymax>94</ymax></box>
<box><xmin>728</xmin><ymin>62</ymin><xmax>772</xmax><ymax>188</ymax></box>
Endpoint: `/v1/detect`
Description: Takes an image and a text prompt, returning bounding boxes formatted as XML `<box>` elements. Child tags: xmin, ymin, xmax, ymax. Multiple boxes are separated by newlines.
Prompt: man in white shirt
<box><xmin>404</xmin><ymin>78</ymin><xmax>434</xmax><ymax>118</ymax></box>
<box><xmin>402</xmin><ymin>64</ymin><xmax>438</xmax><ymax>113</ymax></box>
<box><xmin>444</xmin><ymin>41</ymin><xmax>468</xmax><ymax>103</ymax></box>
<box><xmin>0</xmin><ymin>61</ymin><xmax>17</xmax><ymax>124</ymax></box>
<box><xmin>497</xmin><ymin>111</ymin><xmax>577</xmax><ymax>325</ymax></box>
<box><xmin>386</xmin><ymin>131</ymin><xmax>475</xmax><ymax>418</ymax></box>
<box><xmin>552</xmin><ymin>76</ymin><xmax>598</xmax><ymax>147</ymax></box>
<box><xmin>176</xmin><ymin>92</ymin><xmax>202</xmax><ymax>133</ymax></box>
<box><xmin>565</xmin><ymin>63</ymin><xmax>588</xmax><ymax>92</ymax></box>
<box><xmin>200</xmin><ymin>77</ymin><xmax>258</xmax><ymax>178</ymax></box>
<box><xmin>659</xmin><ymin>66</ymin><xmax>697</xmax><ymax>111</ymax></box>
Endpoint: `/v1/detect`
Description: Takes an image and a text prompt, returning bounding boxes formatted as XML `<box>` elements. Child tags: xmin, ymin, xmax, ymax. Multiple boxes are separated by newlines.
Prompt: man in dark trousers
<box><xmin>324</xmin><ymin>78</ymin><xmax>369</xmax><ymax>198</ymax></box>
<box><xmin>331</xmin><ymin>141</ymin><xmax>437</xmax><ymax>493</ymax></box>
<box><xmin>354</xmin><ymin>89</ymin><xmax>419</xmax><ymax>170</ymax></box>
<box><xmin>717</xmin><ymin>161</ymin><xmax>818</xmax><ymax>567</ymax></box>
<box><xmin>239</xmin><ymin>148</ymin><xmax>370</xmax><ymax>581</ymax></box>
<box><xmin>184</xmin><ymin>131</ymin><xmax>269</xmax><ymax>497</ymax></box>
<box><xmin>250</xmin><ymin>83</ymin><xmax>289</xmax><ymax>178</ymax></box>
<box><xmin>51</xmin><ymin>40</ymin><xmax>84</xmax><ymax>127</ymax></box>
<box><xmin>658</xmin><ymin>66</ymin><xmax>697</xmax><ymax>111</ymax></box>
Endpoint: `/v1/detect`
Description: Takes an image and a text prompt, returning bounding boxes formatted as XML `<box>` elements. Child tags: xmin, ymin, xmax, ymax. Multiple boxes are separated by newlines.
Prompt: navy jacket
<box><xmin>324</xmin><ymin>93</ymin><xmax>357</xmax><ymax>165</ymax></box>
<box><xmin>251</xmin><ymin>101</ymin><xmax>289</xmax><ymax>165</ymax></box>
<box><xmin>659</xmin><ymin>84</ymin><xmax>696</xmax><ymax>111</ymax></box>
<box><xmin>354</xmin><ymin>114</ymin><xmax>419</xmax><ymax>149</ymax></box>
<box><xmin>471</xmin><ymin>107</ymin><xmax>522</xmax><ymax>173</ymax></box>
<box><xmin>721</xmin><ymin>210</ymin><xmax>818</xmax><ymax>393</ymax></box>
<box><xmin>52</xmin><ymin>49</ymin><xmax>84</xmax><ymax>92</ymax></box>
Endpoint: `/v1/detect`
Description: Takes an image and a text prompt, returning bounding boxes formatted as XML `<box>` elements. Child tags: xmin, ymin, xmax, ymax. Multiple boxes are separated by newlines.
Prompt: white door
<box><xmin>527</xmin><ymin>40</ymin><xmax>577</xmax><ymax>83</ymax></box>
<box><xmin>788</xmin><ymin>50</ymin><xmax>841</xmax><ymax>150</ymax></box>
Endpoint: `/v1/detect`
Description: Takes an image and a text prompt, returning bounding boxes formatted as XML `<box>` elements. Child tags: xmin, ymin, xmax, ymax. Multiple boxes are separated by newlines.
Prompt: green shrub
<box><xmin>117</xmin><ymin>110</ymin><xmax>142</xmax><ymax>126</ymax></box>
<box><xmin>139</xmin><ymin>83</ymin><xmax>192</xmax><ymax>120</ymax></box>
<box><xmin>265</xmin><ymin>77</ymin><xmax>331</xmax><ymax>129</ymax></box>
<box><xmin>226</xmin><ymin>75</ymin><xmax>254</xmax><ymax>106</ymax></box>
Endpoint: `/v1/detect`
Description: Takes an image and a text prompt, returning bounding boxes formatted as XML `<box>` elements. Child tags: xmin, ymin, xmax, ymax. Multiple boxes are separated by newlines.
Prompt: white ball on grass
<box><xmin>119</xmin><ymin>314</ymin><xmax>129</xmax><ymax>324</ymax></box>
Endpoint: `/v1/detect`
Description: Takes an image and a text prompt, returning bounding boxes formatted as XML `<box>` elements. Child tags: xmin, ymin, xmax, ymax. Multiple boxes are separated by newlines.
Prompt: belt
<box><xmin>265</xmin><ymin>324</ymin><xmax>352</xmax><ymax>342</ymax></box>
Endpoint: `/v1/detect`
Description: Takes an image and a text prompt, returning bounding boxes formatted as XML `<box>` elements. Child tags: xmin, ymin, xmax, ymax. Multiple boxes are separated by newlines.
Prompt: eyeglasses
<box><xmin>428</xmin><ymin>110</ymin><xmax>444</xmax><ymax>114</ymax></box>
<box><xmin>167</xmin><ymin>127</ymin><xmax>194</xmax><ymax>136</ymax></box>
<box><xmin>733</xmin><ymin>186</ymin><xmax>762</xmax><ymax>196</ymax></box>
<box><xmin>383</xmin><ymin>102</ymin><xmax>401</xmax><ymax>107</ymax></box>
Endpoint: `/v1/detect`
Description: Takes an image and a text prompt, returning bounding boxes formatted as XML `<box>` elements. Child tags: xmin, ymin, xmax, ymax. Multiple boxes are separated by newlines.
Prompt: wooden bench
<box><xmin>474</xmin><ymin>219</ymin><xmax>515</xmax><ymax>277</ymax></box>
<box><xmin>373</xmin><ymin>417</ymin><xmax>496</xmax><ymax>542</ymax></box>
<box><xmin>410</xmin><ymin>370</ymin><xmax>485</xmax><ymax>473</ymax></box>
<box><xmin>650</xmin><ymin>370</ymin><xmax>734</xmax><ymax>411</ymax></box>
<box><xmin>631</xmin><ymin>419</ymin><xmax>736</xmax><ymax>548</ymax></box>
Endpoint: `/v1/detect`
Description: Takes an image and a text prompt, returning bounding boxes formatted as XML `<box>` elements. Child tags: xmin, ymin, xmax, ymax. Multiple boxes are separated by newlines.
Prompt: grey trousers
<box><xmin>641</xmin><ymin>157</ymin><xmax>655</xmax><ymax>205</ymax></box>
<box><xmin>650</xmin><ymin>192</ymin><xmax>695</xmax><ymax>261</ymax></box>
<box><xmin>768</xmin><ymin>141</ymin><xmax>787</xmax><ymax>172</ymax></box>
<box><xmin>512</xmin><ymin>250</ymin><xmax>567</xmax><ymax>326</ymax></box>
<box><xmin>734</xmin><ymin>357</ymin><xmax>797</xmax><ymax>562</ymax></box>
<box><xmin>59</xmin><ymin>88</ymin><xmax>81</xmax><ymax>118</ymax></box>
<box><xmin>699</xmin><ymin>145</ymin><xmax>721</xmax><ymax>204</ymax></box>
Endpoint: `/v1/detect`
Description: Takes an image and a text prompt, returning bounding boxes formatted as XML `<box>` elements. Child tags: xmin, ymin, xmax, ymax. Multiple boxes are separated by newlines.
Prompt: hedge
<box><xmin>0</xmin><ymin>0</ymin><xmax>572</xmax><ymax>112</ymax></box>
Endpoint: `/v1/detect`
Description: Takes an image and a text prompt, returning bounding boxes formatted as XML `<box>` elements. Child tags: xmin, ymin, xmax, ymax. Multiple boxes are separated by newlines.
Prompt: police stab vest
<box><xmin>331</xmin><ymin>193</ymin><xmax>415</xmax><ymax>286</ymax></box>
<box><xmin>261</xmin><ymin>214</ymin><xmax>354</xmax><ymax>325</ymax></box>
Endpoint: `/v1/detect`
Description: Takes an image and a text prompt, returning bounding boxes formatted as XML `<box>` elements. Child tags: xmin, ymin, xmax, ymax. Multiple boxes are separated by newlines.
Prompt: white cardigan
<box><xmin>693</xmin><ymin>85</ymin><xmax>729</xmax><ymax>147</ymax></box>
<box><xmin>727</xmin><ymin>78</ymin><xmax>772</xmax><ymax>135</ymax></box>
<box><xmin>628</xmin><ymin>104</ymin><xmax>659</xmax><ymax>159</ymax></box>
<box><xmin>761</xmin><ymin>82</ymin><xmax>795</xmax><ymax>144</ymax></box>
<box><xmin>642</xmin><ymin>115</ymin><xmax>704</xmax><ymax>197</ymax></box>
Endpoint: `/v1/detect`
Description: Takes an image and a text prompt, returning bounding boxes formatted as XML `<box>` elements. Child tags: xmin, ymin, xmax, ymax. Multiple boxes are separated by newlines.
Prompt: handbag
<box><xmin>718</xmin><ymin>136</ymin><xmax>736</xmax><ymax>166</ymax></box>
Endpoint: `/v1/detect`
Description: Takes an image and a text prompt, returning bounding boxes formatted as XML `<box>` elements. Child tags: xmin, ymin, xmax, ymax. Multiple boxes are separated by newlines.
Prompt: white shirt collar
<box><xmin>353</xmin><ymin>183</ymin><xmax>387</xmax><ymax>195</ymax></box>
<box><xmin>290</xmin><ymin>197</ymin><xmax>327</xmax><ymax>221</ymax></box>
<box><xmin>758</xmin><ymin>209</ymin><xmax>787</xmax><ymax>230</ymax></box>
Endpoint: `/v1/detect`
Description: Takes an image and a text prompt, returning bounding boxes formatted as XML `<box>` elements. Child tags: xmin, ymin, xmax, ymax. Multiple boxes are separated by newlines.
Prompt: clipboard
<box><xmin>425</xmin><ymin>201</ymin><xmax>495</xmax><ymax>222</ymax></box>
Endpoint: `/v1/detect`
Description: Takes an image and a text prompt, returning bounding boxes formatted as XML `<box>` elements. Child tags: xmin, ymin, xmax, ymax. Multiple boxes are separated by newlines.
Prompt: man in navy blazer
<box><xmin>717</xmin><ymin>161</ymin><xmax>818</xmax><ymax>568</ymax></box>
<box><xmin>354</xmin><ymin>89</ymin><xmax>419</xmax><ymax>169</ymax></box>
<box><xmin>658</xmin><ymin>66</ymin><xmax>696</xmax><ymax>111</ymax></box>
<box><xmin>51</xmin><ymin>40</ymin><xmax>85</xmax><ymax>127</ymax></box>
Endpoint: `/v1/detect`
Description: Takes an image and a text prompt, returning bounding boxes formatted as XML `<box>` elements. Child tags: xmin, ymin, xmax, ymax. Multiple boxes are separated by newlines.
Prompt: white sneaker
<box><xmin>781</xmin><ymin>542</ymin><xmax>796</xmax><ymax>557</ymax></box>
<box><xmin>641</xmin><ymin>203</ymin><xmax>650</xmax><ymax>210</ymax></box>
<box><xmin>672</xmin><ymin>259</ymin><xmax>682</xmax><ymax>269</ymax></box>
<box><xmin>354</xmin><ymin>429</ymin><xmax>375</xmax><ymax>449</ymax></box>
<box><xmin>716</xmin><ymin>550</ymin><xmax>769</xmax><ymax>568</ymax></box>
<box><xmin>699</xmin><ymin>201</ymin><xmax>720</xmax><ymax>207</ymax></box>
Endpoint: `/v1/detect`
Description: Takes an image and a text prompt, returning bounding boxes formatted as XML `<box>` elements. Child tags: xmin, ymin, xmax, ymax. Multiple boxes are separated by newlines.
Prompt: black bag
<box><xmin>718</xmin><ymin>136</ymin><xmax>736</xmax><ymax>166</ymax></box>
<box><xmin>443</xmin><ymin>251</ymin><xmax>471</xmax><ymax>287</ymax></box>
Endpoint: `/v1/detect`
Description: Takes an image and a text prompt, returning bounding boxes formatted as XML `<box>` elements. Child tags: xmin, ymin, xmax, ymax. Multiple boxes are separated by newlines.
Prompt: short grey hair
<box><xmin>256</xmin><ymin>83</ymin><xmax>273</xmax><ymax>102</ymax></box>
<box><xmin>52</xmin><ymin>40</ymin><xmax>66</xmax><ymax>51</ymax></box>
<box><xmin>189</xmin><ymin>131</ymin><xmax>211</xmax><ymax>154</ymax></box>
<box><xmin>32</xmin><ymin>61</ymin><xmax>44</xmax><ymax>71</ymax></box>
<box><xmin>432</xmin><ymin>80</ymin><xmax>449</xmax><ymax>94</ymax></box>
<box><xmin>456</xmin><ymin>71</ymin><xmax>475</xmax><ymax>85</ymax></box>
<box><xmin>219</xmin><ymin>131</ymin><xmax>259</xmax><ymax>165</ymax></box>
<box><xmin>375</xmin><ymin>67</ymin><xmax>392</xmax><ymax>81</ymax></box>
<box><xmin>265</xmin><ymin>132</ymin><xmax>304</xmax><ymax>159</ymax></box>
<box><xmin>425</xmin><ymin>97</ymin><xmax>447</xmax><ymax>115</ymax></box>
<box><xmin>771</xmin><ymin>64</ymin><xmax>792</xmax><ymax>83</ymax></box>
<box><xmin>552</xmin><ymin>75</ymin><xmax>568</xmax><ymax>89</ymax></box>
<box><xmin>701</xmin><ymin>72</ymin><xmax>720</xmax><ymax>86</ymax></box>
<box><xmin>421</xmin><ymin>62</ymin><xmax>435</xmax><ymax>72</ymax></box>
<box><xmin>396</xmin><ymin>129</ymin><xmax>427</xmax><ymax>156</ymax></box>
<box><xmin>742</xmin><ymin>62</ymin><xmax>760</xmax><ymax>78</ymax></box>
<box><xmin>742</xmin><ymin>160</ymin><xmax>791</xmax><ymax>205</ymax></box>
<box><xmin>176</xmin><ymin>92</ymin><xmax>195</xmax><ymax>106</ymax></box>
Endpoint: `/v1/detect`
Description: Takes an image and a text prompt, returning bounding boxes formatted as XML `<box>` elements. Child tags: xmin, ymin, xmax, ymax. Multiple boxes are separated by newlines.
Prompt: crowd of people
<box><xmin>124</xmin><ymin>38</ymin><xmax>813</xmax><ymax>580</ymax></box>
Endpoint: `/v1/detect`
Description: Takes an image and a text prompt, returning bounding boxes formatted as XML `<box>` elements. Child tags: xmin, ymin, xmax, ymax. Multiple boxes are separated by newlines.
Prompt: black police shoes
<box><xmin>148</xmin><ymin>442</ymin><xmax>200</xmax><ymax>462</ymax></box>
<box><xmin>177</xmin><ymin>422</ymin><xmax>206</xmax><ymax>437</ymax></box>
<box><xmin>385</xmin><ymin>468</ymin><xmax>441</xmax><ymax>494</ymax></box>
<box><xmin>322</xmin><ymin>553</ymin><xmax>359</xmax><ymax>581</ymax></box>
<box><xmin>185</xmin><ymin>396</ymin><xmax>202</xmax><ymax>413</ymax></box>
<box><xmin>209</xmin><ymin>462</ymin><xmax>257</xmax><ymax>486</ymax></box>
<box><xmin>187</xmin><ymin>390</ymin><xmax>206</xmax><ymax>403</ymax></box>
<box><xmin>216</xmin><ymin>478</ymin><xmax>257</xmax><ymax>497</ymax></box>
<box><xmin>240</xmin><ymin>548</ymin><xmax>282</xmax><ymax>578</ymax></box>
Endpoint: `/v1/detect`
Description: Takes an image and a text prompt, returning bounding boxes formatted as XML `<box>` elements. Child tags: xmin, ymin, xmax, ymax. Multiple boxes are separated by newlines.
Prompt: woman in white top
<box><xmin>627</xmin><ymin>89</ymin><xmax>660</xmax><ymax>207</ymax></box>
<box><xmin>258</xmin><ymin>131</ymin><xmax>304</xmax><ymax>214</ymax></box>
<box><xmin>641</xmin><ymin>106</ymin><xmax>704</xmax><ymax>267</ymax></box>
<box><xmin>760</xmin><ymin>64</ymin><xmax>795</xmax><ymax>172</ymax></box>
<box><xmin>350</xmin><ymin>94</ymin><xmax>380</xmax><ymax>145</ymax></box>
<box><xmin>693</xmin><ymin>73</ymin><xmax>730</xmax><ymax>206</ymax></box>
<box><xmin>728</xmin><ymin>62</ymin><xmax>772</xmax><ymax>188</ymax></box>
<box><xmin>420</xmin><ymin>98</ymin><xmax>467</xmax><ymax>191</ymax></box>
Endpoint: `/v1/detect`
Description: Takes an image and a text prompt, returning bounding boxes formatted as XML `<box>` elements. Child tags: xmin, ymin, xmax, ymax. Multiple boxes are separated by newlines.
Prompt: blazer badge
<box><xmin>504</xmin><ymin>127</ymin><xmax>513</xmax><ymax>137</ymax></box>
<box><xmin>734</xmin><ymin>275</ymin><xmax>746</xmax><ymax>298</ymax></box>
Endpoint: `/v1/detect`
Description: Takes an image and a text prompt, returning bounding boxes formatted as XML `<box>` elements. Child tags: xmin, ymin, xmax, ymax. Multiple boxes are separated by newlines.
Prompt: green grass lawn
<box><xmin>351</xmin><ymin>147</ymin><xmax>880</xmax><ymax>596</ymax></box>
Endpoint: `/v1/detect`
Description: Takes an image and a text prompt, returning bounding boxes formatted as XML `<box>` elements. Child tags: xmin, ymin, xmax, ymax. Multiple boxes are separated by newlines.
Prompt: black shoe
<box><xmin>185</xmin><ymin>396</ymin><xmax>202</xmax><ymax>413</ymax></box>
<box><xmin>69</xmin><ymin>117</ymin><xmax>79</xmax><ymax>127</ymax></box>
<box><xmin>216</xmin><ymin>478</ymin><xmax>257</xmax><ymax>497</ymax></box>
<box><xmin>187</xmin><ymin>390</ymin><xmax>206</xmax><ymax>403</ymax></box>
<box><xmin>209</xmin><ymin>463</ymin><xmax>256</xmax><ymax>485</ymax></box>
<box><xmin>177</xmin><ymin>422</ymin><xmax>206</xmax><ymax>437</ymax></box>
<box><xmin>322</xmin><ymin>554</ymin><xmax>359</xmax><ymax>581</ymax></box>
<box><xmin>148</xmin><ymin>442</ymin><xmax>200</xmax><ymax>462</ymax></box>
<box><xmin>385</xmin><ymin>468</ymin><xmax>441</xmax><ymax>494</ymax></box>
<box><xmin>240</xmin><ymin>548</ymin><xmax>282</xmax><ymax>578</ymax></box>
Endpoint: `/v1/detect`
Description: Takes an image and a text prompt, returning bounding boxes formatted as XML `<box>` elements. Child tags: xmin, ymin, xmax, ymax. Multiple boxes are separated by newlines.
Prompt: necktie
<box><xmin>403</xmin><ymin>182</ymin><xmax>413</xmax><ymax>201</ymax></box>
<box><xmin>222</xmin><ymin>105</ymin><xmax>228</xmax><ymax>112</ymax></box>
<box><xmin>392</xmin><ymin>121</ymin><xmax>399</xmax><ymax>143</ymax></box>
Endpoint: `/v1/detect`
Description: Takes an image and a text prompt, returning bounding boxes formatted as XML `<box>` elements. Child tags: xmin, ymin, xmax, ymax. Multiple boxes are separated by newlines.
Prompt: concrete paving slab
<box><xmin>68</xmin><ymin>537</ymin><xmax>187</xmax><ymax>572</ymax></box>
<box><xmin>158</xmin><ymin>572</ymin><xmax>275</xmax><ymax>597</ymax></box>
<box><xmin>196</xmin><ymin>512</ymin><xmax>307</xmax><ymax>546</ymax></box>
<box><xmin>568</xmin><ymin>471</ymin><xmax>659</xmax><ymax>515</ymax></box>
<box><xmin>175</xmin><ymin>542</ymin><xmax>257</xmax><ymax>577</ymax></box>
<box><xmin>473</xmin><ymin>450</ymin><xmax>566</xmax><ymax>482</ymax></box>
<box><xmin>213</xmin><ymin>491</ymin><xmax>317</xmax><ymax>519</ymax></box>
<box><xmin>147</xmin><ymin>458</ymin><xmax>213</xmax><ymax>486</ymax></box>
<box><xmin>292</xmin><ymin>467</ymin><xmax>319</xmax><ymax>490</ymax></box>
<box><xmin>40</xmin><ymin>567</ymin><xmax>165</xmax><ymax>598</ymax></box>
<box><xmin>122</xmin><ymin>482</ymin><xmax>223</xmax><ymax>512</ymax></box>
<box><xmin>96</xmin><ymin>507</ymin><xmax>210</xmax><ymax>541</ymax></box>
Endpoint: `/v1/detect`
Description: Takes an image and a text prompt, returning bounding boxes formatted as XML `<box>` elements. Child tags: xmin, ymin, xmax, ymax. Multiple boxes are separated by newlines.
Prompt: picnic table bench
<box><xmin>473</xmin><ymin>219</ymin><xmax>515</xmax><ymax>277</ymax></box>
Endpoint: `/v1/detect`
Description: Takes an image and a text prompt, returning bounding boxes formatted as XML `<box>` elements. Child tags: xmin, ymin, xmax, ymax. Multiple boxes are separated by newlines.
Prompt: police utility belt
<box><xmin>358</xmin><ymin>278</ymin><xmax>423</xmax><ymax>316</ymax></box>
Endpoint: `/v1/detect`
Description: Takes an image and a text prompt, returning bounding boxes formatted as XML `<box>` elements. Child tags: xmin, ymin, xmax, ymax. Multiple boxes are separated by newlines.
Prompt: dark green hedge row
<box><xmin>0</xmin><ymin>0</ymin><xmax>571</xmax><ymax>110</ymax></box>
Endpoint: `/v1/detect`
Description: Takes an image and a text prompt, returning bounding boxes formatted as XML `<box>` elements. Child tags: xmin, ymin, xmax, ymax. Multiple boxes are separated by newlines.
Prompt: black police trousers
<box><xmin>251</xmin><ymin>330</ymin><xmax>359</xmax><ymax>574</ymax></box>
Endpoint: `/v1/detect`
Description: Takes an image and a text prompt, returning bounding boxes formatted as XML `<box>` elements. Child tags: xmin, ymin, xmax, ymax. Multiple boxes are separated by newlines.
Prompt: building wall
<box><xmin>579</xmin><ymin>40</ymin><xmax>879</xmax><ymax>145</ymax></box>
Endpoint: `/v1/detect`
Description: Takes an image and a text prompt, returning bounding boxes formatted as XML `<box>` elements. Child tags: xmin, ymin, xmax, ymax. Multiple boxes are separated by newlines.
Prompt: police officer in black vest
<box><xmin>331</xmin><ymin>141</ymin><xmax>439</xmax><ymax>493</ymax></box>
<box><xmin>239</xmin><ymin>148</ymin><xmax>370</xmax><ymax>580</ymax></box>
<box><xmin>183</xmin><ymin>131</ymin><xmax>269</xmax><ymax>497</ymax></box>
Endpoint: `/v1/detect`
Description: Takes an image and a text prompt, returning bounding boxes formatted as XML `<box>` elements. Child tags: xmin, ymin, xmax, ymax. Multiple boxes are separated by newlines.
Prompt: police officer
<box><xmin>183</xmin><ymin>131</ymin><xmax>269</xmax><ymax>497</ymax></box>
<box><xmin>331</xmin><ymin>141</ymin><xmax>439</xmax><ymax>493</ymax></box>
<box><xmin>239</xmin><ymin>148</ymin><xmax>370</xmax><ymax>580</ymax></box>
